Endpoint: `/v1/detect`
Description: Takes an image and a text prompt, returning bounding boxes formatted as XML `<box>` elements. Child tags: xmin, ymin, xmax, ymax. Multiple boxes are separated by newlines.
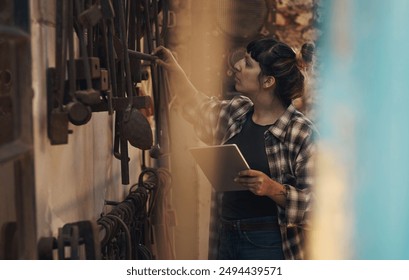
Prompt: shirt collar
<box><xmin>267</xmin><ymin>104</ymin><xmax>296</xmax><ymax>143</ymax></box>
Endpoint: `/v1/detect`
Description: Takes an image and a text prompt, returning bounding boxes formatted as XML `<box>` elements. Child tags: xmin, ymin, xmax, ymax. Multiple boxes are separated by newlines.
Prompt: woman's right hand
<box><xmin>152</xmin><ymin>46</ymin><xmax>202</xmax><ymax>104</ymax></box>
<box><xmin>152</xmin><ymin>46</ymin><xmax>181</xmax><ymax>73</ymax></box>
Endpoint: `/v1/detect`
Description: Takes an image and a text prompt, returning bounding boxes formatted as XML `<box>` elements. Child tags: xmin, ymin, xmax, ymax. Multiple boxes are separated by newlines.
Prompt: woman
<box><xmin>153</xmin><ymin>37</ymin><xmax>316</xmax><ymax>260</ymax></box>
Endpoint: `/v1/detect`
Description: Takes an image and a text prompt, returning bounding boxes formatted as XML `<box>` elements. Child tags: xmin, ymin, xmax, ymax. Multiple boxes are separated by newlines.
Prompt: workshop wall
<box><xmin>31</xmin><ymin>0</ymin><xmax>142</xmax><ymax>250</ymax></box>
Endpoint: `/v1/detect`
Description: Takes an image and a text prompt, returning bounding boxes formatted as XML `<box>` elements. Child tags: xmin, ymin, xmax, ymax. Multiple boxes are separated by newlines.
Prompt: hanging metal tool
<box><xmin>47</xmin><ymin>0</ymin><xmax>70</xmax><ymax>145</ymax></box>
<box><xmin>46</xmin><ymin>0</ymin><xmax>167</xmax><ymax>184</ymax></box>
<box><xmin>73</xmin><ymin>0</ymin><xmax>101</xmax><ymax>105</ymax></box>
<box><xmin>116</xmin><ymin>0</ymin><xmax>153</xmax><ymax>151</ymax></box>
<box><xmin>100</xmin><ymin>0</ymin><xmax>116</xmax><ymax>114</ymax></box>
<box><xmin>47</xmin><ymin>0</ymin><xmax>110</xmax><ymax>143</ymax></box>
<box><xmin>66</xmin><ymin>0</ymin><xmax>93</xmax><ymax>126</ymax></box>
<box><xmin>142</xmin><ymin>0</ymin><xmax>171</xmax><ymax>163</ymax></box>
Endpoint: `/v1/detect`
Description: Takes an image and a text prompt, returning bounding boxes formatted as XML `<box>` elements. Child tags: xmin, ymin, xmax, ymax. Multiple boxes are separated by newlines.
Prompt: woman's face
<box><xmin>233</xmin><ymin>53</ymin><xmax>262</xmax><ymax>95</ymax></box>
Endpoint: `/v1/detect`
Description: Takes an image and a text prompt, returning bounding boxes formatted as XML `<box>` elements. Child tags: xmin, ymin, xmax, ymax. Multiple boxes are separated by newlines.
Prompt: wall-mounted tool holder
<box><xmin>47</xmin><ymin>0</ymin><xmax>169</xmax><ymax>185</ymax></box>
<box><xmin>47</xmin><ymin>0</ymin><xmax>153</xmax><ymax>145</ymax></box>
<box><xmin>36</xmin><ymin>167</ymin><xmax>170</xmax><ymax>260</ymax></box>
<box><xmin>37</xmin><ymin>220</ymin><xmax>101</xmax><ymax>260</ymax></box>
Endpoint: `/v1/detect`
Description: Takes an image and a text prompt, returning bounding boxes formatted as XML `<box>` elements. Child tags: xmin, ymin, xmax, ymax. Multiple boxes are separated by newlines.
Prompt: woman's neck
<box><xmin>251</xmin><ymin>92</ymin><xmax>286</xmax><ymax>126</ymax></box>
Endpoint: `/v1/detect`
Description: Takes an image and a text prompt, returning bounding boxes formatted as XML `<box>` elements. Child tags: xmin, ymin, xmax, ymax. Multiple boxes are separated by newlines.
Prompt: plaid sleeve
<box><xmin>181</xmin><ymin>95</ymin><xmax>223</xmax><ymax>145</ymax></box>
<box><xmin>283</xmin><ymin>184</ymin><xmax>312</xmax><ymax>227</ymax></box>
<box><xmin>181</xmin><ymin>95</ymin><xmax>252</xmax><ymax>145</ymax></box>
<box><xmin>279</xmin><ymin>124</ymin><xmax>316</xmax><ymax>228</ymax></box>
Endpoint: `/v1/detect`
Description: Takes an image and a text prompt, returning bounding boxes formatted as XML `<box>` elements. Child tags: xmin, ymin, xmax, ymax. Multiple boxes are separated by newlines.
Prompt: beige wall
<box><xmin>30</xmin><ymin>0</ymin><xmax>141</xmax><ymax>243</ymax></box>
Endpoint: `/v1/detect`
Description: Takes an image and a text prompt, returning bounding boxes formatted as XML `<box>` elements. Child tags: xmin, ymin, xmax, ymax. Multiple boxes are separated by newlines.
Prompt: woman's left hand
<box><xmin>234</xmin><ymin>169</ymin><xmax>274</xmax><ymax>196</ymax></box>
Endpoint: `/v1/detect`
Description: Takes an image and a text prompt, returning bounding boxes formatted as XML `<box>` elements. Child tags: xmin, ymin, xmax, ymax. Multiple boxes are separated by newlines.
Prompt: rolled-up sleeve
<box><xmin>278</xmin><ymin>129</ymin><xmax>316</xmax><ymax>228</ymax></box>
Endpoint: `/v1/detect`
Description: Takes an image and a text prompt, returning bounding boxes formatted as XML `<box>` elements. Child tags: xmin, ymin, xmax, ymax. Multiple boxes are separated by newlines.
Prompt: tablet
<box><xmin>189</xmin><ymin>144</ymin><xmax>250</xmax><ymax>192</ymax></box>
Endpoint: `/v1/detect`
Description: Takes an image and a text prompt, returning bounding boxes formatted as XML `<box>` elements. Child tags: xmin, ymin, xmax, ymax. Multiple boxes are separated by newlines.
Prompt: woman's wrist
<box><xmin>268</xmin><ymin>180</ymin><xmax>287</xmax><ymax>207</ymax></box>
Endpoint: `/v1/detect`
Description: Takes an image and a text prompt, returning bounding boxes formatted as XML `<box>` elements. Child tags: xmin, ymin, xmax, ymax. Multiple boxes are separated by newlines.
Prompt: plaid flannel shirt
<box><xmin>182</xmin><ymin>94</ymin><xmax>316</xmax><ymax>260</ymax></box>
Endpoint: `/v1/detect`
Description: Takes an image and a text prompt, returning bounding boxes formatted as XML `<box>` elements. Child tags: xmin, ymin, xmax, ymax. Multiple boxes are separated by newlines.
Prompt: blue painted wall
<box><xmin>318</xmin><ymin>0</ymin><xmax>409</xmax><ymax>259</ymax></box>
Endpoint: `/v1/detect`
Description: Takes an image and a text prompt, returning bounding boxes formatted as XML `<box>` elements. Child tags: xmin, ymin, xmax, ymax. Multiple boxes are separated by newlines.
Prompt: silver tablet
<box><xmin>189</xmin><ymin>144</ymin><xmax>250</xmax><ymax>192</ymax></box>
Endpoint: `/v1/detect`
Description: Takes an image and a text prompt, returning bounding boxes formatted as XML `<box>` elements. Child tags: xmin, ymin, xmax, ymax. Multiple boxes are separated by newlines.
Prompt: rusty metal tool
<box><xmin>100</xmin><ymin>0</ymin><xmax>116</xmax><ymax>114</ymax></box>
<box><xmin>116</xmin><ymin>0</ymin><xmax>153</xmax><ymax>151</ymax></box>
<box><xmin>73</xmin><ymin>0</ymin><xmax>100</xmax><ymax>105</ymax></box>
<box><xmin>128</xmin><ymin>49</ymin><xmax>158</xmax><ymax>61</ymax></box>
<box><xmin>66</xmin><ymin>0</ymin><xmax>92</xmax><ymax>126</ymax></box>
<box><xmin>111</xmin><ymin>0</ymin><xmax>130</xmax><ymax>184</ymax></box>
<box><xmin>57</xmin><ymin>224</ymin><xmax>80</xmax><ymax>260</ymax></box>
<box><xmin>48</xmin><ymin>0</ymin><xmax>70</xmax><ymax>144</ymax></box>
<box><xmin>61</xmin><ymin>220</ymin><xmax>101</xmax><ymax>260</ymax></box>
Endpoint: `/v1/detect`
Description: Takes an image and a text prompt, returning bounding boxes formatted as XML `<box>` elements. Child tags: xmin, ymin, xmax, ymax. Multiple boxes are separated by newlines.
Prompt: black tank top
<box><xmin>222</xmin><ymin>111</ymin><xmax>277</xmax><ymax>219</ymax></box>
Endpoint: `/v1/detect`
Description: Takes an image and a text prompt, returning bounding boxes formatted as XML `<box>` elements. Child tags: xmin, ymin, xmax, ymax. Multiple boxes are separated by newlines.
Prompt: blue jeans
<box><xmin>217</xmin><ymin>216</ymin><xmax>284</xmax><ymax>260</ymax></box>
